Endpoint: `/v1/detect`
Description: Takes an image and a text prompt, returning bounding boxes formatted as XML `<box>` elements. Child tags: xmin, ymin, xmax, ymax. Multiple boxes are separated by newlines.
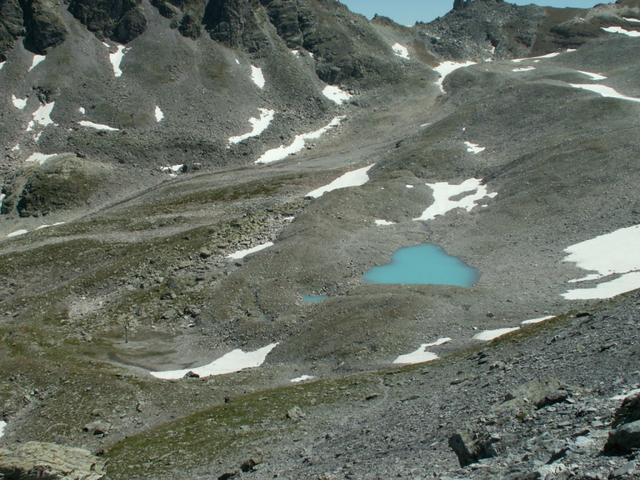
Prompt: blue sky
<box><xmin>341</xmin><ymin>1</ymin><xmax>599</xmax><ymax>25</ymax></box>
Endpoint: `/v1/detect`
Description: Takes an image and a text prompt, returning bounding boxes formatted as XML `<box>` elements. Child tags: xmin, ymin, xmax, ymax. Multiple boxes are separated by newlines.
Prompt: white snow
<box><xmin>374</xmin><ymin>219</ymin><xmax>395</xmax><ymax>226</ymax></box>
<box><xmin>623</xmin><ymin>17</ymin><xmax>640</xmax><ymax>23</ymax></box>
<box><xmin>150</xmin><ymin>343</ymin><xmax>278</xmax><ymax>380</ymax></box>
<box><xmin>109</xmin><ymin>45</ymin><xmax>129</xmax><ymax>78</ymax></box>
<box><xmin>413</xmin><ymin>178</ymin><xmax>497</xmax><ymax>222</ymax></box>
<box><xmin>0</xmin><ymin>420</ymin><xmax>5</xmax><ymax>438</ymax></box>
<box><xmin>512</xmin><ymin>51</ymin><xmax>562</xmax><ymax>63</ymax></box>
<box><xmin>406</xmin><ymin>184</ymin><xmax>414</xmax><ymax>189</ymax></box>
<box><xmin>577</xmin><ymin>71</ymin><xmax>607</xmax><ymax>81</ymax></box>
<box><xmin>305</xmin><ymin>164</ymin><xmax>374</xmax><ymax>199</ymax></box>
<box><xmin>562</xmin><ymin>224</ymin><xmax>640</xmax><ymax>300</ymax></box>
<box><xmin>0</xmin><ymin>194</ymin><xmax>5</xmax><ymax>209</ymax></box>
<box><xmin>322</xmin><ymin>85</ymin><xmax>352</xmax><ymax>105</ymax></box>
<box><xmin>155</xmin><ymin>106</ymin><xmax>164</xmax><ymax>123</ymax></box>
<box><xmin>0</xmin><ymin>61</ymin><xmax>5</xmax><ymax>70</ymax></box>
<box><xmin>78</xmin><ymin>107</ymin><xmax>86</xmax><ymax>115</ymax></box>
<box><xmin>227</xmin><ymin>242</ymin><xmax>274</xmax><ymax>260</ymax></box>
<box><xmin>26</xmin><ymin>102</ymin><xmax>56</xmax><ymax>131</ymax></box>
<box><xmin>464</xmin><ymin>141</ymin><xmax>486</xmax><ymax>154</ymax></box>
<box><xmin>433</xmin><ymin>61</ymin><xmax>476</xmax><ymax>92</ymax></box>
<box><xmin>28</xmin><ymin>55</ymin><xmax>46</xmax><ymax>72</ymax></box>
<box><xmin>12</xmin><ymin>95</ymin><xmax>27</xmax><ymax>109</ymax></box>
<box><xmin>26</xmin><ymin>152</ymin><xmax>59</xmax><ymax>164</ymax></box>
<box><xmin>512</xmin><ymin>66</ymin><xmax>536</xmax><ymax>72</ymax></box>
<box><xmin>11</xmin><ymin>144</ymin><xmax>19</xmax><ymax>152</ymax></box>
<box><xmin>473</xmin><ymin>327</ymin><xmax>520</xmax><ymax>341</ymax></box>
<box><xmin>255</xmin><ymin>116</ymin><xmax>344</xmax><ymax>165</ymax></box>
<box><xmin>602</xmin><ymin>26</ymin><xmax>640</xmax><ymax>37</ymax></box>
<box><xmin>7</xmin><ymin>229</ymin><xmax>28</xmax><ymax>238</ymax></box>
<box><xmin>291</xmin><ymin>375</ymin><xmax>315</xmax><ymax>383</ymax></box>
<box><xmin>160</xmin><ymin>164</ymin><xmax>184</xmax><ymax>177</ymax></box>
<box><xmin>251</xmin><ymin>65</ymin><xmax>265</xmax><ymax>89</ymax></box>
<box><xmin>393</xmin><ymin>338</ymin><xmax>451</xmax><ymax>365</ymax></box>
<box><xmin>521</xmin><ymin>315</ymin><xmax>555</xmax><ymax>325</ymax></box>
<box><xmin>291</xmin><ymin>49</ymin><xmax>301</xmax><ymax>57</ymax></box>
<box><xmin>569</xmin><ymin>84</ymin><xmax>640</xmax><ymax>103</ymax></box>
<box><xmin>392</xmin><ymin>43</ymin><xmax>410</xmax><ymax>60</ymax></box>
<box><xmin>35</xmin><ymin>222</ymin><xmax>65</xmax><ymax>231</ymax></box>
<box><xmin>611</xmin><ymin>388</ymin><xmax>640</xmax><ymax>401</ymax></box>
<box><xmin>78</xmin><ymin>120</ymin><xmax>119</xmax><ymax>131</ymax></box>
<box><xmin>228</xmin><ymin>108</ymin><xmax>275</xmax><ymax>145</ymax></box>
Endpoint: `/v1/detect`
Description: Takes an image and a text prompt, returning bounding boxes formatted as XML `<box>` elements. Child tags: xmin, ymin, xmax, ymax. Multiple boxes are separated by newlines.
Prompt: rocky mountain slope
<box><xmin>1</xmin><ymin>0</ymin><xmax>640</xmax><ymax>478</ymax></box>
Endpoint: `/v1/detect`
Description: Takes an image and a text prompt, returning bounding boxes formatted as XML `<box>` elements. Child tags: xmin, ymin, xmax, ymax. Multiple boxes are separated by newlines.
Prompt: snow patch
<box><xmin>26</xmin><ymin>152</ymin><xmax>59</xmax><ymax>164</ymax></box>
<box><xmin>406</xmin><ymin>184</ymin><xmax>414</xmax><ymax>189</ymax></box>
<box><xmin>623</xmin><ymin>17</ymin><xmax>640</xmax><ymax>23</ymax></box>
<box><xmin>473</xmin><ymin>328</ymin><xmax>520</xmax><ymax>341</ymax></box>
<box><xmin>227</xmin><ymin>242</ymin><xmax>274</xmax><ymax>260</ymax></box>
<box><xmin>35</xmin><ymin>222</ymin><xmax>65</xmax><ymax>231</ymax></box>
<box><xmin>602</xmin><ymin>26</ymin><xmax>640</xmax><ymax>37</ymax></box>
<box><xmin>27</xmin><ymin>102</ymin><xmax>56</xmax><ymax>131</ymax></box>
<box><xmin>251</xmin><ymin>65</ymin><xmax>265</xmax><ymax>89</ymax></box>
<box><xmin>464</xmin><ymin>141</ymin><xmax>485</xmax><ymax>154</ymax></box>
<box><xmin>11</xmin><ymin>144</ymin><xmax>20</xmax><ymax>152</ymax></box>
<box><xmin>392</xmin><ymin>43</ymin><xmax>410</xmax><ymax>60</ymax></box>
<box><xmin>0</xmin><ymin>61</ymin><xmax>5</xmax><ymax>70</ymax></box>
<box><xmin>521</xmin><ymin>315</ymin><xmax>555</xmax><ymax>325</ymax></box>
<box><xmin>155</xmin><ymin>106</ymin><xmax>164</xmax><ymax>123</ymax></box>
<box><xmin>322</xmin><ymin>85</ymin><xmax>352</xmax><ymax>105</ymax></box>
<box><xmin>413</xmin><ymin>178</ymin><xmax>497</xmax><ymax>222</ymax></box>
<box><xmin>393</xmin><ymin>338</ymin><xmax>451</xmax><ymax>365</ymax></box>
<box><xmin>28</xmin><ymin>54</ymin><xmax>46</xmax><ymax>72</ymax></box>
<box><xmin>512</xmin><ymin>51</ymin><xmax>562</xmax><ymax>63</ymax></box>
<box><xmin>12</xmin><ymin>95</ymin><xmax>27</xmax><ymax>109</ymax></box>
<box><xmin>0</xmin><ymin>420</ymin><xmax>5</xmax><ymax>438</ymax></box>
<box><xmin>512</xmin><ymin>66</ymin><xmax>536</xmax><ymax>72</ymax></box>
<box><xmin>569</xmin><ymin>84</ymin><xmax>640</xmax><ymax>103</ymax></box>
<box><xmin>160</xmin><ymin>164</ymin><xmax>184</xmax><ymax>177</ymax></box>
<box><xmin>306</xmin><ymin>164</ymin><xmax>374</xmax><ymax>199</ymax></box>
<box><xmin>291</xmin><ymin>49</ymin><xmax>301</xmax><ymax>57</ymax></box>
<box><xmin>7</xmin><ymin>229</ymin><xmax>28</xmax><ymax>238</ymax></box>
<box><xmin>562</xmin><ymin>225</ymin><xmax>640</xmax><ymax>300</ymax></box>
<box><xmin>577</xmin><ymin>71</ymin><xmax>607</xmax><ymax>81</ymax></box>
<box><xmin>78</xmin><ymin>107</ymin><xmax>86</xmax><ymax>115</ymax></box>
<box><xmin>374</xmin><ymin>219</ymin><xmax>395</xmax><ymax>226</ymax></box>
<box><xmin>433</xmin><ymin>61</ymin><xmax>476</xmax><ymax>93</ymax></box>
<box><xmin>150</xmin><ymin>343</ymin><xmax>278</xmax><ymax>380</ymax></box>
<box><xmin>255</xmin><ymin>116</ymin><xmax>344</xmax><ymax>165</ymax></box>
<box><xmin>228</xmin><ymin>108</ymin><xmax>275</xmax><ymax>145</ymax></box>
<box><xmin>109</xmin><ymin>45</ymin><xmax>129</xmax><ymax>78</ymax></box>
<box><xmin>78</xmin><ymin>120</ymin><xmax>119</xmax><ymax>131</ymax></box>
<box><xmin>291</xmin><ymin>375</ymin><xmax>315</xmax><ymax>383</ymax></box>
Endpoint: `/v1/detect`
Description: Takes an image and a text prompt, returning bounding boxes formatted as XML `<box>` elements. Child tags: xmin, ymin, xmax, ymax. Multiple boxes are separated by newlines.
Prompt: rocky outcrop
<box><xmin>448</xmin><ymin>429</ymin><xmax>499</xmax><ymax>467</ymax></box>
<box><xmin>0</xmin><ymin>0</ymin><xmax>67</xmax><ymax>59</ymax></box>
<box><xmin>203</xmin><ymin>0</ymin><xmax>266</xmax><ymax>51</ymax></box>
<box><xmin>67</xmin><ymin>0</ymin><xmax>147</xmax><ymax>43</ymax></box>
<box><xmin>0</xmin><ymin>441</ymin><xmax>106</xmax><ymax>480</ymax></box>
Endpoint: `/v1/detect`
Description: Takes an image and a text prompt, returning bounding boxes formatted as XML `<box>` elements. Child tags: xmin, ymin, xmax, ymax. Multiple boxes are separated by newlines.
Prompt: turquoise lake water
<box><xmin>363</xmin><ymin>244</ymin><xmax>479</xmax><ymax>287</ymax></box>
<box><xmin>302</xmin><ymin>294</ymin><xmax>329</xmax><ymax>303</ymax></box>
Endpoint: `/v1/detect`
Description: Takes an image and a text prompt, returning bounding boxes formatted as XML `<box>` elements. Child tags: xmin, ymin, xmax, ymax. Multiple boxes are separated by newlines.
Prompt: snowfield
<box><xmin>322</xmin><ymin>85</ymin><xmax>352</xmax><ymax>105</ymax></box>
<box><xmin>28</xmin><ymin>54</ymin><xmax>46</xmax><ymax>72</ymax></box>
<box><xmin>569</xmin><ymin>84</ymin><xmax>640</xmax><ymax>103</ymax></box>
<box><xmin>109</xmin><ymin>45</ymin><xmax>128</xmax><ymax>78</ymax></box>
<box><xmin>7</xmin><ymin>229</ymin><xmax>28</xmax><ymax>238</ymax></box>
<box><xmin>78</xmin><ymin>120</ymin><xmax>119</xmax><ymax>131</ymax></box>
<box><xmin>393</xmin><ymin>338</ymin><xmax>452</xmax><ymax>365</ymax></box>
<box><xmin>151</xmin><ymin>343</ymin><xmax>278</xmax><ymax>380</ymax></box>
<box><xmin>26</xmin><ymin>152</ymin><xmax>59</xmax><ymax>164</ymax></box>
<box><xmin>562</xmin><ymin>225</ymin><xmax>640</xmax><ymax>300</ymax></box>
<box><xmin>521</xmin><ymin>315</ymin><xmax>555</xmax><ymax>325</ymax></box>
<box><xmin>0</xmin><ymin>420</ymin><xmax>5</xmax><ymax>438</ymax></box>
<box><xmin>12</xmin><ymin>95</ymin><xmax>27</xmax><ymax>109</ymax></box>
<box><xmin>473</xmin><ymin>327</ymin><xmax>520</xmax><ymax>341</ymax></box>
<box><xmin>227</xmin><ymin>242</ymin><xmax>274</xmax><ymax>260</ymax></box>
<box><xmin>577</xmin><ymin>71</ymin><xmax>607</xmax><ymax>81</ymax></box>
<box><xmin>228</xmin><ymin>108</ymin><xmax>275</xmax><ymax>144</ymax></box>
<box><xmin>155</xmin><ymin>106</ymin><xmax>164</xmax><ymax>123</ymax></box>
<box><xmin>251</xmin><ymin>65</ymin><xmax>266</xmax><ymax>89</ymax></box>
<box><xmin>602</xmin><ymin>26</ymin><xmax>640</xmax><ymax>37</ymax></box>
<box><xmin>255</xmin><ymin>116</ymin><xmax>344</xmax><ymax>164</ymax></box>
<box><xmin>413</xmin><ymin>178</ymin><xmax>497</xmax><ymax>222</ymax></box>
<box><xmin>306</xmin><ymin>164</ymin><xmax>374</xmax><ymax>199</ymax></box>
<box><xmin>392</xmin><ymin>43</ymin><xmax>410</xmax><ymax>60</ymax></box>
<box><xmin>434</xmin><ymin>61</ymin><xmax>476</xmax><ymax>93</ymax></box>
<box><xmin>27</xmin><ymin>102</ymin><xmax>56</xmax><ymax>131</ymax></box>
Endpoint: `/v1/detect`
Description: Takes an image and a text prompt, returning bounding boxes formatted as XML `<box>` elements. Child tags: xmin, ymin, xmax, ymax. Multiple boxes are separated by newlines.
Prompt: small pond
<box><xmin>363</xmin><ymin>244</ymin><xmax>479</xmax><ymax>287</ymax></box>
<box><xmin>302</xmin><ymin>294</ymin><xmax>329</xmax><ymax>304</ymax></box>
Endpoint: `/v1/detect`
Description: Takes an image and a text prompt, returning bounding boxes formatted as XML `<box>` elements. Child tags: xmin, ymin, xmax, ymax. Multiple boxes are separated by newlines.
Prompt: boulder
<box><xmin>613</xmin><ymin>394</ymin><xmax>640</xmax><ymax>427</ymax></box>
<box><xmin>604</xmin><ymin>420</ymin><xmax>640</xmax><ymax>455</ymax></box>
<box><xmin>0</xmin><ymin>442</ymin><xmax>106</xmax><ymax>480</ymax></box>
<box><xmin>448</xmin><ymin>429</ymin><xmax>499</xmax><ymax>467</ymax></box>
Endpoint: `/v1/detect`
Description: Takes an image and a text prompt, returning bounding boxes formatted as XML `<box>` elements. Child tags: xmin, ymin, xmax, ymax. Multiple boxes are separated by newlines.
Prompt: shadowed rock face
<box><xmin>0</xmin><ymin>0</ymin><xmax>24</xmax><ymax>60</ymax></box>
<box><xmin>67</xmin><ymin>0</ymin><xmax>147</xmax><ymax>43</ymax></box>
<box><xmin>203</xmin><ymin>0</ymin><xmax>266</xmax><ymax>51</ymax></box>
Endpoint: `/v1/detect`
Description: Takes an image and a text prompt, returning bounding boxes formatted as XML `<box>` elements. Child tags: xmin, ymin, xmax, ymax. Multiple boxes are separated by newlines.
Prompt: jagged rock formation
<box><xmin>0</xmin><ymin>442</ymin><xmax>106</xmax><ymax>480</ymax></box>
<box><xmin>67</xmin><ymin>0</ymin><xmax>147</xmax><ymax>43</ymax></box>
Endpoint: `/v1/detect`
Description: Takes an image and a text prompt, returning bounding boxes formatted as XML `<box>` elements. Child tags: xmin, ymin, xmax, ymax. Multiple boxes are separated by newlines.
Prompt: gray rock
<box><xmin>286</xmin><ymin>406</ymin><xmax>305</xmax><ymax>421</ymax></box>
<box><xmin>613</xmin><ymin>394</ymin><xmax>640</xmax><ymax>427</ymax></box>
<box><xmin>0</xmin><ymin>442</ymin><xmax>106</xmax><ymax>479</ymax></box>
<box><xmin>448</xmin><ymin>429</ymin><xmax>499</xmax><ymax>467</ymax></box>
<box><xmin>604</xmin><ymin>420</ymin><xmax>640</xmax><ymax>455</ymax></box>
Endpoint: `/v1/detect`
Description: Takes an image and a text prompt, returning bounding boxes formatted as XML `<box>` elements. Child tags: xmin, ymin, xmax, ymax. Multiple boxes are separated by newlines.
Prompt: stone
<box><xmin>286</xmin><ymin>406</ymin><xmax>305</xmax><ymax>421</ymax></box>
<box><xmin>613</xmin><ymin>394</ymin><xmax>640</xmax><ymax>427</ymax></box>
<box><xmin>83</xmin><ymin>421</ymin><xmax>109</xmax><ymax>435</ymax></box>
<box><xmin>604</xmin><ymin>420</ymin><xmax>640</xmax><ymax>455</ymax></box>
<box><xmin>0</xmin><ymin>441</ymin><xmax>106</xmax><ymax>479</ymax></box>
<box><xmin>448</xmin><ymin>429</ymin><xmax>499</xmax><ymax>467</ymax></box>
